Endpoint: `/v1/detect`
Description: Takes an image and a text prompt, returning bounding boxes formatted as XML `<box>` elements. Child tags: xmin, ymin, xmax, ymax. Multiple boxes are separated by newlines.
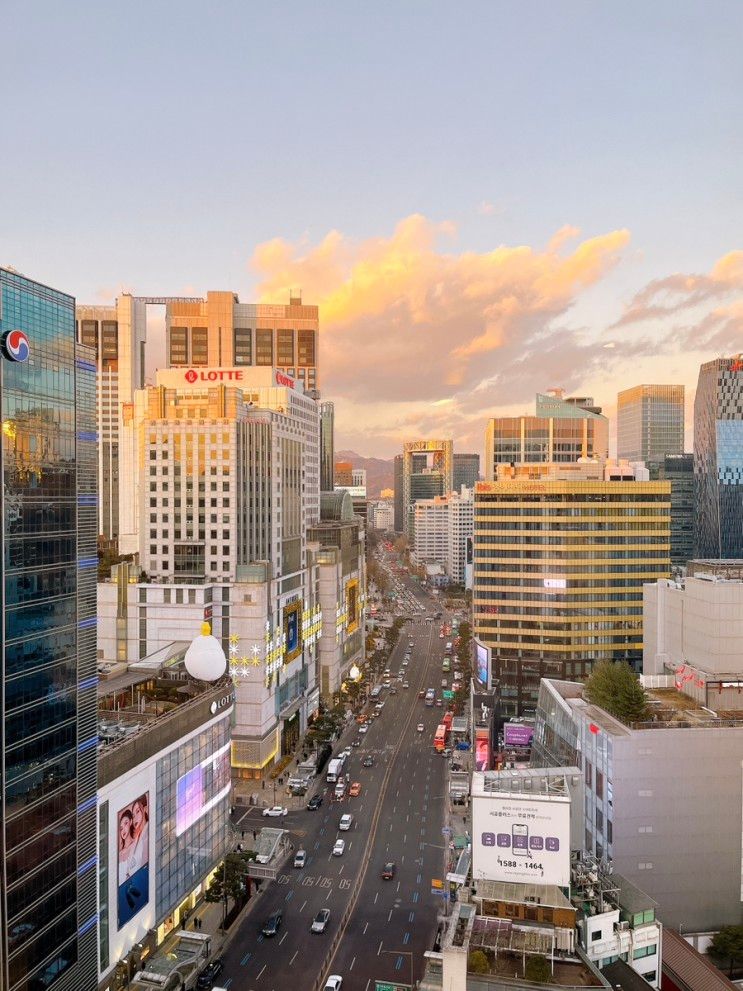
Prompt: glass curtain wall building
<box><xmin>319</xmin><ymin>401</ymin><xmax>335</xmax><ymax>491</ymax></box>
<box><xmin>647</xmin><ymin>453</ymin><xmax>693</xmax><ymax>567</ymax></box>
<box><xmin>617</xmin><ymin>384</ymin><xmax>685</xmax><ymax>463</ymax></box>
<box><xmin>694</xmin><ymin>356</ymin><xmax>743</xmax><ymax>559</ymax></box>
<box><xmin>0</xmin><ymin>268</ymin><xmax>98</xmax><ymax>991</ymax></box>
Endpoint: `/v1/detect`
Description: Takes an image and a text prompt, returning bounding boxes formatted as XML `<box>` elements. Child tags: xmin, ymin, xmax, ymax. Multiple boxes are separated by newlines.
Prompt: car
<box><xmin>332</xmin><ymin>838</ymin><xmax>345</xmax><ymax>856</ymax></box>
<box><xmin>311</xmin><ymin>908</ymin><xmax>331</xmax><ymax>933</ymax></box>
<box><xmin>307</xmin><ymin>794</ymin><xmax>323</xmax><ymax>810</ymax></box>
<box><xmin>389</xmin><ymin>687</ymin><xmax>397</xmax><ymax>695</ymax></box>
<box><xmin>263</xmin><ymin>805</ymin><xmax>288</xmax><ymax>817</ymax></box>
<box><xmin>261</xmin><ymin>909</ymin><xmax>283</xmax><ymax>937</ymax></box>
<box><xmin>349</xmin><ymin>781</ymin><xmax>361</xmax><ymax>797</ymax></box>
<box><xmin>441</xmin><ymin>679</ymin><xmax>448</xmax><ymax>688</ymax></box>
<box><xmin>341</xmin><ymin>747</ymin><xmax>352</xmax><ymax>759</ymax></box>
<box><xmin>383</xmin><ymin>668</ymin><xmax>391</xmax><ymax>676</ymax></box>
<box><xmin>418</xmin><ymin>689</ymin><xmax>425</xmax><ymax>699</ymax></box>
<box><xmin>358</xmin><ymin>724</ymin><xmax>368</xmax><ymax>734</ymax></box>
<box><xmin>402</xmin><ymin>659</ymin><xmax>409</xmax><ymax>666</ymax></box>
<box><xmin>294</xmin><ymin>849</ymin><xmax>307</xmax><ymax>868</ymax></box>
<box><xmin>351</xmin><ymin>738</ymin><xmax>361</xmax><ymax>746</ymax></box>
<box><xmin>339</xmin><ymin>813</ymin><xmax>353</xmax><ymax>830</ymax></box>
<box><xmin>408</xmin><ymin>640</ymin><xmax>414</xmax><ymax>646</ymax></box>
<box><xmin>417</xmin><ymin>723</ymin><xmax>425</xmax><ymax>732</ymax></box>
<box><xmin>435</xmin><ymin>699</ymin><xmax>443</xmax><ymax>707</ymax></box>
<box><xmin>324</xmin><ymin>977</ymin><xmax>343</xmax><ymax>991</ymax></box>
<box><xmin>402</xmin><ymin>681</ymin><xmax>410</xmax><ymax>689</ymax></box>
<box><xmin>439</xmin><ymin>632</ymin><xmax>444</xmax><ymax>638</ymax></box>
<box><xmin>196</xmin><ymin>960</ymin><xmax>225</xmax><ymax>990</ymax></box>
<box><xmin>356</xmin><ymin>713</ymin><xmax>368</xmax><ymax>724</ymax></box>
<box><xmin>362</xmin><ymin>755</ymin><xmax>374</xmax><ymax>767</ymax></box>
<box><xmin>375</xmin><ymin>702</ymin><xmax>385</xmax><ymax>710</ymax></box>
<box><xmin>381</xmin><ymin>862</ymin><xmax>396</xmax><ymax>880</ymax></box>
<box><xmin>440</xmin><ymin>748</ymin><xmax>452</xmax><ymax>758</ymax></box>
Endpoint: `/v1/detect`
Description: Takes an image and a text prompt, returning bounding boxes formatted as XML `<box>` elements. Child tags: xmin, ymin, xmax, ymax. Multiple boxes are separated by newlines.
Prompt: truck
<box><xmin>326</xmin><ymin>756</ymin><xmax>346</xmax><ymax>783</ymax></box>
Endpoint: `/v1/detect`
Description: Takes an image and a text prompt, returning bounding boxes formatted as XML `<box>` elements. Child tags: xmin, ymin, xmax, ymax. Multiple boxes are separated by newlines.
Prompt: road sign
<box><xmin>375</xmin><ymin>984</ymin><xmax>411</xmax><ymax>991</ymax></box>
<box><xmin>442</xmin><ymin>690</ymin><xmax>454</xmax><ymax>700</ymax></box>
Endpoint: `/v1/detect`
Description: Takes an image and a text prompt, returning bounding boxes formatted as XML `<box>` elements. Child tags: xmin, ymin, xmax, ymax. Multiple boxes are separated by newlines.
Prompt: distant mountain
<box><xmin>336</xmin><ymin>450</ymin><xmax>394</xmax><ymax>498</ymax></box>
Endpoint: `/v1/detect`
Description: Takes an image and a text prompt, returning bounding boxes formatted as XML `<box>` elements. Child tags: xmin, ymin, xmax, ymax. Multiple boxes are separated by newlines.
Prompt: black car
<box><xmin>196</xmin><ymin>959</ymin><xmax>224</xmax><ymax>989</ymax></box>
<box><xmin>307</xmin><ymin>794</ymin><xmax>323</xmax><ymax>810</ymax></box>
<box><xmin>362</xmin><ymin>755</ymin><xmax>374</xmax><ymax>767</ymax></box>
<box><xmin>262</xmin><ymin>909</ymin><xmax>283</xmax><ymax>937</ymax></box>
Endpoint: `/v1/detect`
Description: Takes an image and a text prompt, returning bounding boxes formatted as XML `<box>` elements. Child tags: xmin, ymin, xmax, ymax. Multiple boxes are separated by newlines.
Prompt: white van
<box><xmin>339</xmin><ymin>814</ymin><xmax>353</xmax><ymax>831</ymax></box>
<box><xmin>335</xmin><ymin>780</ymin><xmax>346</xmax><ymax>799</ymax></box>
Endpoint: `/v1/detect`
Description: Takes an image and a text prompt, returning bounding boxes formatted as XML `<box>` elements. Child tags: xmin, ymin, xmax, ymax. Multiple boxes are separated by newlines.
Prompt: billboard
<box><xmin>117</xmin><ymin>792</ymin><xmax>150</xmax><ymax>928</ymax></box>
<box><xmin>472</xmin><ymin>793</ymin><xmax>571</xmax><ymax>886</ymax></box>
<box><xmin>283</xmin><ymin>600</ymin><xmax>303</xmax><ymax>663</ymax></box>
<box><xmin>176</xmin><ymin>741</ymin><xmax>232</xmax><ymax>837</ymax></box>
<box><xmin>346</xmin><ymin>578</ymin><xmax>360</xmax><ymax>634</ymax></box>
<box><xmin>504</xmin><ymin>723</ymin><xmax>534</xmax><ymax>748</ymax></box>
<box><xmin>476</xmin><ymin>641</ymin><xmax>490</xmax><ymax>686</ymax></box>
<box><xmin>475</xmin><ymin>727</ymin><xmax>490</xmax><ymax>771</ymax></box>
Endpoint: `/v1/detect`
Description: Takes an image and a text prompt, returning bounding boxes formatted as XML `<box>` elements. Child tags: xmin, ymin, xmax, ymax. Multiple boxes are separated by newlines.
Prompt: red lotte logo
<box><xmin>729</xmin><ymin>358</ymin><xmax>743</xmax><ymax>373</ymax></box>
<box><xmin>184</xmin><ymin>369</ymin><xmax>244</xmax><ymax>383</ymax></box>
<box><xmin>275</xmin><ymin>370</ymin><xmax>295</xmax><ymax>389</ymax></box>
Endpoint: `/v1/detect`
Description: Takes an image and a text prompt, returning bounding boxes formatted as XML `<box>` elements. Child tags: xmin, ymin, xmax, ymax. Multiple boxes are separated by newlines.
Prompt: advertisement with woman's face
<box><xmin>117</xmin><ymin>792</ymin><xmax>150</xmax><ymax>928</ymax></box>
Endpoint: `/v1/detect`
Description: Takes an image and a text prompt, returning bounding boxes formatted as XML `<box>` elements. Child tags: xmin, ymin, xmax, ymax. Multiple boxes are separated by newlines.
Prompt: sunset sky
<box><xmin>3</xmin><ymin>1</ymin><xmax>742</xmax><ymax>457</ymax></box>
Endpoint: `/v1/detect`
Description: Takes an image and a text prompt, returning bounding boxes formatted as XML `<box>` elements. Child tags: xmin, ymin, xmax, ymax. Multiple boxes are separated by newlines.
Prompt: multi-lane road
<box><xmin>219</xmin><ymin>588</ymin><xmax>451</xmax><ymax>990</ymax></box>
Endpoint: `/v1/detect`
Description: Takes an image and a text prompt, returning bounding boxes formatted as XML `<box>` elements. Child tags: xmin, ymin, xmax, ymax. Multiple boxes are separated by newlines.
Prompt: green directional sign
<box><xmin>442</xmin><ymin>690</ymin><xmax>454</xmax><ymax>699</ymax></box>
<box><xmin>375</xmin><ymin>983</ymin><xmax>411</xmax><ymax>991</ymax></box>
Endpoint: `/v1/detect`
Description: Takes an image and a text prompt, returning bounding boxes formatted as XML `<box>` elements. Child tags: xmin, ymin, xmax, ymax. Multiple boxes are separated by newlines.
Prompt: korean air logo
<box><xmin>185</xmin><ymin>369</ymin><xmax>198</xmax><ymax>383</ymax></box>
<box><xmin>2</xmin><ymin>330</ymin><xmax>30</xmax><ymax>363</ymax></box>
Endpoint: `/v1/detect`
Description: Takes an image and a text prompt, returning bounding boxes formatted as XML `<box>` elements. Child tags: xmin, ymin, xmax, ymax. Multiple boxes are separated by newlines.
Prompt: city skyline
<box><xmin>3</xmin><ymin>3</ymin><xmax>742</xmax><ymax>457</ymax></box>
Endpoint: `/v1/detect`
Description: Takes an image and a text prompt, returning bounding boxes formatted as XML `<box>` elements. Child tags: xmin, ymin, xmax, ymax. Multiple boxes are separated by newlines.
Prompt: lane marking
<box><xmin>279</xmin><ymin>930</ymin><xmax>288</xmax><ymax>945</ymax></box>
<box><xmin>300</xmin><ymin>900</ymin><xmax>307</xmax><ymax>912</ymax></box>
<box><xmin>240</xmin><ymin>951</ymin><xmax>252</xmax><ymax>965</ymax></box>
<box><xmin>409</xmin><ymin>911</ymin><xmax>415</xmax><ymax>922</ymax></box>
<box><xmin>374</xmin><ymin>891</ymin><xmax>378</xmax><ymax>904</ymax></box>
<box><xmin>350</xmin><ymin>956</ymin><xmax>356</xmax><ymax>970</ymax></box>
<box><xmin>289</xmin><ymin>950</ymin><xmax>298</xmax><ymax>965</ymax></box>
<box><xmin>412</xmin><ymin>891</ymin><xmax>420</xmax><ymax>903</ymax></box>
<box><xmin>395</xmin><ymin>955</ymin><xmax>404</xmax><ymax>971</ymax></box>
<box><xmin>363</xmin><ymin>921</ymin><xmax>369</xmax><ymax>934</ymax></box>
<box><xmin>388</xmin><ymin>909</ymin><xmax>393</xmax><ymax>922</ymax></box>
<box><xmin>403</xmin><ymin>931</ymin><xmax>411</xmax><ymax>945</ymax></box>
<box><xmin>378</xmin><ymin>940</ymin><xmax>383</xmax><ymax>956</ymax></box>
<box><xmin>256</xmin><ymin>964</ymin><xmax>266</xmax><ymax>979</ymax></box>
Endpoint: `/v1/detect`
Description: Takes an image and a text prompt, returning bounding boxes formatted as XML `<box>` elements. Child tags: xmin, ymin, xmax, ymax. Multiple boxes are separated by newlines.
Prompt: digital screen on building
<box><xmin>504</xmin><ymin>723</ymin><xmax>534</xmax><ymax>748</ymax></box>
<box><xmin>175</xmin><ymin>742</ymin><xmax>232</xmax><ymax>837</ymax></box>
<box><xmin>283</xmin><ymin>601</ymin><xmax>303</xmax><ymax>663</ymax></box>
<box><xmin>346</xmin><ymin>579</ymin><xmax>360</xmax><ymax>634</ymax></box>
<box><xmin>476</xmin><ymin>642</ymin><xmax>490</xmax><ymax>685</ymax></box>
<box><xmin>117</xmin><ymin>792</ymin><xmax>150</xmax><ymax>929</ymax></box>
<box><xmin>475</xmin><ymin>727</ymin><xmax>490</xmax><ymax>771</ymax></box>
<box><xmin>472</xmin><ymin>793</ymin><xmax>571</xmax><ymax>886</ymax></box>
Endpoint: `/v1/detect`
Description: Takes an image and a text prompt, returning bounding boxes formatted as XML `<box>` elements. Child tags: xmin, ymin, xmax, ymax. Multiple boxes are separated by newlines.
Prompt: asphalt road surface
<box><xmin>219</xmin><ymin>592</ymin><xmax>450</xmax><ymax>990</ymax></box>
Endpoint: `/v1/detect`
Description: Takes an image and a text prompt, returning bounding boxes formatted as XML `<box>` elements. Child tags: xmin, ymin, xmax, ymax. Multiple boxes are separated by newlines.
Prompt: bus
<box><xmin>434</xmin><ymin>724</ymin><xmax>448</xmax><ymax>752</ymax></box>
<box><xmin>326</xmin><ymin>756</ymin><xmax>346</xmax><ymax>783</ymax></box>
<box><xmin>425</xmin><ymin>688</ymin><xmax>435</xmax><ymax>707</ymax></box>
<box><xmin>442</xmin><ymin>658</ymin><xmax>451</xmax><ymax>673</ymax></box>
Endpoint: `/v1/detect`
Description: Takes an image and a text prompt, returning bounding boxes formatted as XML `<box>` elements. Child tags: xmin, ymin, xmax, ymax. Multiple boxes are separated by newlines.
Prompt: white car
<box><xmin>402</xmin><ymin>681</ymin><xmax>410</xmax><ymax>689</ymax></box>
<box><xmin>358</xmin><ymin>724</ymin><xmax>368</xmax><ymax>734</ymax></box>
<box><xmin>263</xmin><ymin>805</ymin><xmax>288</xmax><ymax>817</ymax></box>
<box><xmin>332</xmin><ymin>838</ymin><xmax>345</xmax><ymax>856</ymax></box>
<box><xmin>339</xmin><ymin>814</ymin><xmax>353</xmax><ymax>831</ymax></box>
<box><xmin>417</xmin><ymin>723</ymin><xmax>425</xmax><ymax>732</ymax></box>
<box><xmin>375</xmin><ymin>702</ymin><xmax>385</xmax><ymax>710</ymax></box>
<box><xmin>294</xmin><ymin>850</ymin><xmax>307</xmax><ymax>868</ymax></box>
<box><xmin>324</xmin><ymin>976</ymin><xmax>343</xmax><ymax>991</ymax></box>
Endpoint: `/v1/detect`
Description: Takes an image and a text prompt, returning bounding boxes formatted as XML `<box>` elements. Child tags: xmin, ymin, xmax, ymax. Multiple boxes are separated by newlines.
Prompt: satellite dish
<box><xmin>184</xmin><ymin>622</ymin><xmax>227</xmax><ymax>681</ymax></box>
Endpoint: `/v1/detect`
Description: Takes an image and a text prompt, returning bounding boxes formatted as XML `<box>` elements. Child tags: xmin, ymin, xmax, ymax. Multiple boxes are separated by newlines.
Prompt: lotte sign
<box><xmin>184</xmin><ymin>368</ymin><xmax>243</xmax><ymax>383</ymax></box>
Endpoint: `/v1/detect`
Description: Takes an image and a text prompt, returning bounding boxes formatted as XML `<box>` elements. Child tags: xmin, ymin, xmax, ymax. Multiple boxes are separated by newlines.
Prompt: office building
<box><xmin>647</xmin><ymin>453</ymin><xmax>694</xmax><ymax>567</ymax></box>
<box><xmin>644</xmin><ymin>573</ymin><xmax>743</xmax><ymax>708</ymax></box>
<box><xmin>453</xmin><ymin>452</ymin><xmax>480</xmax><ymax>491</ymax></box>
<box><xmin>76</xmin><ymin>295</ymin><xmax>148</xmax><ymax>549</ymax></box>
<box><xmin>473</xmin><ymin>461</ymin><xmax>670</xmax><ymax>715</ymax></box>
<box><xmin>96</xmin><ymin>650</ymin><xmax>232</xmax><ymax>990</ymax></box>
<box><xmin>410</xmin><ymin>487</ymin><xmax>474</xmax><ymax>587</ymax></box>
<box><xmin>1</xmin><ymin>268</ymin><xmax>98</xmax><ymax>991</ymax></box>
<box><xmin>101</xmin><ymin>366</ymin><xmax>323</xmax><ymax>778</ymax></box>
<box><xmin>393</xmin><ymin>455</ymin><xmax>404</xmax><ymax>532</ymax></box>
<box><xmin>532</xmin><ymin>677</ymin><xmax>743</xmax><ymax>932</ymax></box>
<box><xmin>368</xmin><ymin>499</ymin><xmax>394</xmax><ymax>531</ymax></box>
<box><xmin>319</xmin><ymin>401</ymin><xmax>335</xmax><ymax>491</ymax></box>
<box><xmin>334</xmin><ymin>461</ymin><xmax>366</xmax><ymax>490</ymax></box>
<box><xmin>402</xmin><ymin>439</ymin><xmax>453</xmax><ymax>537</ymax></box>
<box><xmin>484</xmin><ymin>391</ymin><xmax>608</xmax><ymax>480</ymax></box>
<box><xmin>309</xmin><ymin>491</ymin><xmax>366</xmax><ymax>700</ymax></box>
<box><xmin>166</xmin><ymin>290</ymin><xmax>319</xmax><ymax>391</ymax></box>
<box><xmin>694</xmin><ymin>354</ymin><xmax>743</xmax><ymax>559</ymax></box>
<box><xmin>617</xmin><ymin>384</ymin><xmax>685</xmax><ymax>463</ymax></box>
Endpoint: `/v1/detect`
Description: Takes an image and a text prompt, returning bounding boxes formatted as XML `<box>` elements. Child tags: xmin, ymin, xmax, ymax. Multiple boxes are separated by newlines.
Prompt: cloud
<box><xmin>478</xmin><ymin>200</ymin><xmax>496</xmax><ymax>216</ymax></box>
<box><xmin>252</xmin><ymin>214</ymin><xmax>629</xmax><ymax>407</ymax></box>
<box><xmin>612</xmin><ymin>250</ymin><xmax>743</xmax><ymax>327</ymax></box>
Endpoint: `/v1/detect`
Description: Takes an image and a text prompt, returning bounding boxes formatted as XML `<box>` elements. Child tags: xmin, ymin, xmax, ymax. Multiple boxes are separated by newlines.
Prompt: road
<box><xmin>219</xmin><ymin>583</ymin><xmax>450</xmax><ymax>990</ymax></box>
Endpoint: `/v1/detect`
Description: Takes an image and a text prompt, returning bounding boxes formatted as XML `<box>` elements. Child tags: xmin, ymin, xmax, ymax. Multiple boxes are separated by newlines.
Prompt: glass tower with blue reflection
<box><xmin>694</xmin><ymin>355</ymin><xmax>743</xmax><ymax>560</ymax></box>
<box><xmin>0</xmin><ymin>268</ymin><xmax>97</xmax><ymax>991</ymax></box>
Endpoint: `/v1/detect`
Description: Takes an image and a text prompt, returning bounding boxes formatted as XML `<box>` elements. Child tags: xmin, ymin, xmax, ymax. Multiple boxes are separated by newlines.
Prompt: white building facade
<box><xmin>411</xmin><ymin>487</ymin><xmax>473</xmax><ymax>587</ymax></box>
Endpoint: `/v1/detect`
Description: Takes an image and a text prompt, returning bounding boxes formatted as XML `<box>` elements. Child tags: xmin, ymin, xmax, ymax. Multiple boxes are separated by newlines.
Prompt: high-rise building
<box><xmin>473</xmin><ymin>461</ymin><xmax>670</xmax><ymax>715</ymax></box>
<box><xmin>410</xmin><ymin>487</ymin><xmax>474</xmax><ymax>587</ymax></box>
<box><xmin>319</xmin><ymin>401</ymin><xmax>335</xmax><ymax>491</ymax></box>
<box><xmin>402</xmin><ymin>439</ymin><xmax>453</xmax><ymax>537</ymax></box>
<box><xmin>166</xmin><ymin>291</ymin><xmax>319</xmax><ymax>391</ymax></box>
<box><xmin>694</xmin><ymin>354</ymin><xmax>743</xmax><ymax>559</ymax></box>
<box><xmin>647</xmin><ymin>453</ymin><xmax>693</xmax><ymax>567</ymax></box>
<box><xmin>393</xmin><ymin>455</ymin><xmax>404</xmax><ymax>533</ymax></box>
<box><xmin>76</xmin><ymin>295</ymin><xmax>148</xmax><ymax>549</ymax></box>
<box><xmin>368</xmin><ymin>499</ymin><xmax>394</xmax><ymax>531</ymax></box>
<box><xmin>617</xmin><ymin>384</ymin><xmax>685</xmax><ymax>462</ymax></box>
<box><xmin>102</xmin><ymin>365</ymin><xmax>323</xmax><ymax>778</ymax></box>
<box><xmin>453</xmin><ymin>452</ymin><xmax>480</xmax><ymax>491</ymax></box>
<box><xmin>1</xmin><ymin>268</ymin><xmax>98</xmax><ymax>991</ymax></box>
<box><xmin>484</xmin><ymin>391</ymin><xmax>608</xmax><ymax>479</ymax></box>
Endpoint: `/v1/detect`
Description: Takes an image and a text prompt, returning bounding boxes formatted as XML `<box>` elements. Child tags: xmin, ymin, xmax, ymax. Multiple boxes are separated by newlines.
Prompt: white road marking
<box><xmin>256</xmin><ymin>964</ymin><xmax>266</xmax><ymax>979</ymax></box>
<box><xmin>378</xmin><ymin>941</ymin><xmax>383</xmax><ymax>956</ymax></box>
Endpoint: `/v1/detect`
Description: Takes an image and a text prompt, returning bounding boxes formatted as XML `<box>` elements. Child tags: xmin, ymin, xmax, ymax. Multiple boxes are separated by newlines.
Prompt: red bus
<box><xmin>442</xmin><ymin>712</ymin><xmax>453</xmax><ymax>733</ymax></box>
<box><xmin>434</xmin><ymin>724</ymin><xmax>448</xmax><ymax>752</ymax></box>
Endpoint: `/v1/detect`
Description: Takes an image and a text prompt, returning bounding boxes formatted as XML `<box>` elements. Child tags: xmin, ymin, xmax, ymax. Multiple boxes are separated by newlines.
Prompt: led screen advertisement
<box><xmin>476</xmin><ymin>641</ymin><xmax>490</xmax><ymax>686</ymax></box>
<box><xmin>283</xmin><ymin>600</ymin><xmax>303</xmax><ymax>663</ymax></box>
<box><xmin>504</xmin><ymin>723</ymin><xmax>534</xmax><ymax>748</ymax></box>
<box><xmin>175</xmin><ymin>742</ymin><xmax>232</xmax><ymax>837</ymax></box>
<box><xmin>117</xmin><ymin>792</ymin><xmax>150</xmax><ymax>929</ymax></box>
<box><xmin>475</xmin><ymin>727</ymin><xmax>490</xmax><ymax>771</ymax></box>
<box><xmin>472</xmin><ymin>793</ymin><xmax>571</xmax><ymax>886</ymax></box>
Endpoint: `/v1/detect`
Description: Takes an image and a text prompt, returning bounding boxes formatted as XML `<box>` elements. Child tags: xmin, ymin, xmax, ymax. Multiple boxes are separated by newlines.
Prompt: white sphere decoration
<box><xmin>349</xmin><ymin>663</ymin><xmax>361</xmax><ymax>682</ymax></box>
<box><xmin>184</xmin><ymin>622</ymin><xmax>227</xmax><ymax>681</ymax></box>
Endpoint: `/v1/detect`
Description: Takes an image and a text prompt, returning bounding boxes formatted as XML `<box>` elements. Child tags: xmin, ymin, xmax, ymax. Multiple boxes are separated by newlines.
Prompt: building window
<box><xmin>169</xmin><ymin>326</ymin><xmax>189</xmax><ymax>366</ymax></box>
<box><xmin>633</xmin><ymin>945</ymin><xmax>657</xmax><ymax>959</ymax></box>
<box><xmin>297</xmin><ymin>329</ymin><xmax>315</xmax><ymax>366</ymax></box>
<box><xmin>191</xmin><ymin>327</ymin><xmax>208</xmax><ymax>365</ymax></box>
<box><xmin>277</xmin><ymin>329</ymin><xmax>294</xmax><ymax>365</ymax></box>
<box><xmin>234</xmin><ymin>327</ymin><xmax>252</xmax><ymax>365</ymax></box>
<box><xmin>591</xmin><ymin>930</ymin><xmax>602</xmax><ymax>942</ymax></box>
<box><xmin>256</xmin><ymin>328</ymin><xmax>273</xmax><ymax>365</ymax></box>
<box><xmin>596</xmin><ymin>770</ymin><xmax>604</xmax><ymax>800</ymax></box>
<box><xmin>585</xmin><ymin>760</ymin><xmax>592</xmax><ymax>788</ymax></box>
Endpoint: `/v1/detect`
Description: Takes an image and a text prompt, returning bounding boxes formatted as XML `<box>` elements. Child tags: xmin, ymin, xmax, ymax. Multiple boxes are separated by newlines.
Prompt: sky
<box><xmin>2</xmin><ymin>1</ymin><xmax>742</xmax><ymax>458</ymax></box>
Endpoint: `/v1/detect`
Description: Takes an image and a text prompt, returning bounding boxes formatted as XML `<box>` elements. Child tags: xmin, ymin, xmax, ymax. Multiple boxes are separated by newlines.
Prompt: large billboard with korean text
<box><xmin>472</xmin><ymin>792</ymin><xmax>571</xmax><ymax>886</ymax></box>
